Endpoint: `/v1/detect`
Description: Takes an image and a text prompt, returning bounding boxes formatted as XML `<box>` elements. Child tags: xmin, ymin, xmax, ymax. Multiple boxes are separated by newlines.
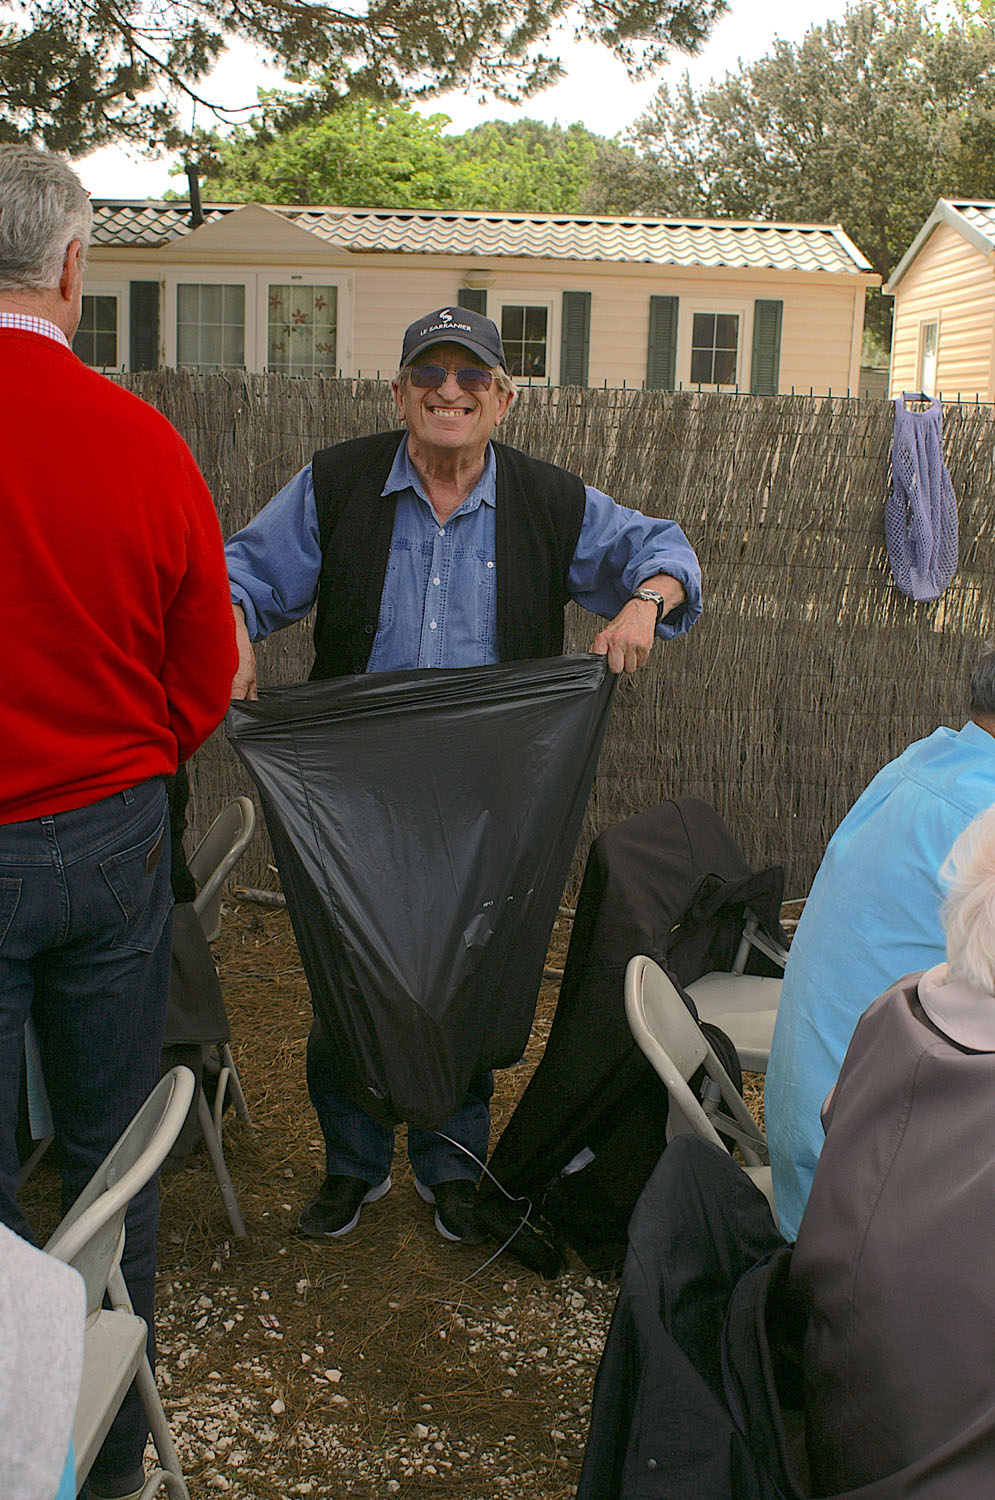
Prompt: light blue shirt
<box><xmin>226</xmin><ymin>435</ymin><xmax>702</xmax><ymax>669</ymax></box>
<box><xmin>766</xmin><ymin>720</ymin><xmax>995</xmax><ymax>1240</ymax></box>
<box><xmin>54</xmin><ymin>1440</ymin><xmax>75</xmax><ymax>1500</ymax></box>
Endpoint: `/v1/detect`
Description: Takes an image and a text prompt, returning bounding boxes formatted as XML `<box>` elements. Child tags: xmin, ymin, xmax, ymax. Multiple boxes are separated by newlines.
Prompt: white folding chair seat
<box><xmin>685</xmin><ymin>972</ymin><xmax>782</xmax><ymax>1073</ymax></box>
<box><xmin>45</xmin><ymin>1067</ymin><xmax>196</xmax><ymax>1500</ymax></box>
<box><xmin>72</xmin><ymin>1300</ymin><xmax>147</xmax><ymax>1478</ymax></box>
<box><xmin>624</xmin><ymin>954</ymin><xmax>777</xmax><ymax>1221</ymax></box>
<box><xmin>686</xmin><ymin>910</ymin><xmax>788</xmax><ymax>1073</ymax></box>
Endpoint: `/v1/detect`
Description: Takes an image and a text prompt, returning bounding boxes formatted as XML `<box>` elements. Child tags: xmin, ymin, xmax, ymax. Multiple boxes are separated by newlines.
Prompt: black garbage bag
<box><xmin>226</xmin><ymin>654</ymin><xmax>614</xmax><ymax>1130</ymax></box>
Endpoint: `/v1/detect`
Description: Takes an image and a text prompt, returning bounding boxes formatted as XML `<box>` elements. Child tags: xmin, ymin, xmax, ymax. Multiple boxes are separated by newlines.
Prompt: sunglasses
<box><xmin>408</xmin><ymin>364</ymin><xmax>494</xmax><ymax>392</ymax></box>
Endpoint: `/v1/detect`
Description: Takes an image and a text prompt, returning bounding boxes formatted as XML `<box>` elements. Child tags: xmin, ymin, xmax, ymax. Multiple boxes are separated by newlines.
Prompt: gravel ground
<box><xmin>155</xmin><ymin>1262</ymin><xmax>614</xmax><ymax>1497</ymax></box>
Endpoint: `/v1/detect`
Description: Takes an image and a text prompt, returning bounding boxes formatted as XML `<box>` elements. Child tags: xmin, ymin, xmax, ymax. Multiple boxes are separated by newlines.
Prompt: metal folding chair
<box><xmin>624</xmin><ymin>954</ymin><xmax>776</xmax><ymax>1220</ymax></box>
<box><xmin>45</xmin><ymin>1066</ymin><xmax>196</xmax><ymax>1500</ymax></box>
<box><xmin>164</xmin><ymin>904</ymin><xmax>247</xmax><ymax>1238</ymax></box>
<box><xmin>188</xmin><ymin>796</ymin><xmax>256</xmax><ymax>946</ymax></box>
<box><xmin>187</xmin><ymin>796</ymin><xmax>255</xmax><ymax>1130</ymax></box>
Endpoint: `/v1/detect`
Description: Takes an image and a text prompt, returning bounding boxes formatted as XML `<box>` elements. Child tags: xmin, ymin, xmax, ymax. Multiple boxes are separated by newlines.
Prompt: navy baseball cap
<box><xmin>400</xmin><ymin>306</ymin><xmax>507</xmax><ymax>371</ymax></box>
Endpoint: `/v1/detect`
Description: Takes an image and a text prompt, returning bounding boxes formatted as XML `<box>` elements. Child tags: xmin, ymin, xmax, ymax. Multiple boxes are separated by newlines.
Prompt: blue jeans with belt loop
<box><xmin>0</xmin><ymin>777</ymin><xmax>173</xmax><ymax>1491</ymax></box>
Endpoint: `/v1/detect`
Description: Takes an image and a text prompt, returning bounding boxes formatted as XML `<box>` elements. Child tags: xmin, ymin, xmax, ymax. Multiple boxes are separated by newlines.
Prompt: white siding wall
<box><xmin>86</xmin><ymin>241</ymin><xmax>868</xmax><ymax>394</ymax></box>
<box><xmin>349</xmin><ymin>260</ymin><xmax>865</xmax><ymax>393</ymax></box>
<box><xmin>776</xmin><ymin>283</ymin><xmax>864</xmax><ymax>395</ymax></box>
<box><xmin>350</xmin><ymin>270</ymin><xmax>469</xmax><ymax>377</ymax></box>
<box><xmin>890</xmin><ymin>223</ymin><xmax>995</xmax><ymax>401</ymax></box>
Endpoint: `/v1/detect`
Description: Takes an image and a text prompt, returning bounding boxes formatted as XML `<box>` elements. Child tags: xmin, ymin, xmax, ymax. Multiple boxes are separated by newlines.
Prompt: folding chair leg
<box><xmin>196</xmin><ymin>1088</ymin><xmax>247</xmax><ymax>1239</ymax></box>
<box><xmin>137</xmin><ymin>1471</ymin><xmax>188</xmax><ymax>1500</ymax></box>
<box><xmin>213</xmin><ymin>1066</ymin><xmax>231</xmax><ymax>1142</ymax></box>
<box><xmin>17</xmin><ymin>1132</ymin><xmax>53</xmax><ymax>1186</ymax></box>
<box><xmin>105</xmin><ymin>1267</ymin><xmax>190</xmax><ymax>1500</ymax></box>
<box><xmin>134</xmin><ymin>1356</ymin><xmax>191</xmax><ymax>1500</ymax></box>
<box><xmin>219</xmin><ymin>1042</ymin><xmax>251</xmax><ymax>1124</ymax></box>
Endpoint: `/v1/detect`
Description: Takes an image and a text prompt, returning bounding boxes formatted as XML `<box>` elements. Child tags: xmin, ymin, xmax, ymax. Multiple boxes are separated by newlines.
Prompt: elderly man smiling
<box><xmin>226</xmin><ymin>305</ymin><xmax>702</xmax><ymax>1245</ymax></box>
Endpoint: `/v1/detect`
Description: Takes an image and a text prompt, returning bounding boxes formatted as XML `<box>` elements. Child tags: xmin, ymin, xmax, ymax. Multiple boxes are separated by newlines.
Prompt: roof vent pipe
<box><xmin>185</xmin><ymin>163</ymin><xmax>204</xmax><ymax>228</ymax></box>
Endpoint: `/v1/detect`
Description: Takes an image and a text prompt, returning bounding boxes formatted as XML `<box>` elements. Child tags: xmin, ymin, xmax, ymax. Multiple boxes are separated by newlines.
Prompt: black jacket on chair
<box><xmin>477</xmin><ymin>797</ymin><xmax>785</xmax><ymax>1273</ymax></box>
<box><xmin>578</xmin><ymin>1136</ymin><xmax>806</xmax><ymax>1500</ymax></box>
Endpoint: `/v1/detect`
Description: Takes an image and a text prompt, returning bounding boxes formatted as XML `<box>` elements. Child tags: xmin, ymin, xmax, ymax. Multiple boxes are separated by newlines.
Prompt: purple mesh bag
<box><xmin>886</xmin><ymin>393</ymin><xmax>958</xmax><ymax>601</ymax></box>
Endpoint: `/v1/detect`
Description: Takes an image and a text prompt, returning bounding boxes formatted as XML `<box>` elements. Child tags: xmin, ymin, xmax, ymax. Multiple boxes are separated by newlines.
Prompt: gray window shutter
<box><xmin>559</xmin><ymin>290</ymin><xmax>591</xmax><ymax>387</ymax></box>
<box><xmin>751</xmin><ymin>299</ymin><xmax>783</xmax><ymax>395</ymax></box>
<box><xmin>647</xmin><ymin>295</ymin><xmax>678</xmax><ymax>390</ymax></box>
<box><xmin>129</xmin><ymin>281</ymin><xmax>159</xmax><ymax>371</ymax></box>
<box><xmin>458</xmin><ymin>288</ymin><xmax>487</xmax><ymax>315</ymax></box>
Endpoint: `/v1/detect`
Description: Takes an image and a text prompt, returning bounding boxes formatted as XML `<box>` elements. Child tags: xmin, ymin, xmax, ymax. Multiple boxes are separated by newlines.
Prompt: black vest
<box><xmin>309</xmin><ymin>430</ymin><xmax>587</xmax><ymax>679</ymax></box>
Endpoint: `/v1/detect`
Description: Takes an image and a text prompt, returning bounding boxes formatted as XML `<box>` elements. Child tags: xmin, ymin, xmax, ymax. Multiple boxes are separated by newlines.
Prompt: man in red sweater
<box><xmin>0</xmin><ymin>145</ymin><xmax>236</xmax><ymax>1500</ymax></box>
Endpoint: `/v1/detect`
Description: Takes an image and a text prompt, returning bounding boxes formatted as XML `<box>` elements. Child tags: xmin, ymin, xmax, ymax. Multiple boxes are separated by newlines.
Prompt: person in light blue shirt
<box><xmin>225</xmin><ymin>304</ymin><xmax>702</xmax><ymax>1247</ymax></box>
<box><xmin>767</xmin><ymin>649</ymin><xmax>995</xmax><ymax>1241</ymax></box>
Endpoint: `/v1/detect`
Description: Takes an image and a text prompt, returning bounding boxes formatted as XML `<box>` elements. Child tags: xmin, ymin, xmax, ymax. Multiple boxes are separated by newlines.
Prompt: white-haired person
<box><xmin>791</xmin><ymin>803</ymin><xmax>995</xmax><ymax>1495</ymax></box>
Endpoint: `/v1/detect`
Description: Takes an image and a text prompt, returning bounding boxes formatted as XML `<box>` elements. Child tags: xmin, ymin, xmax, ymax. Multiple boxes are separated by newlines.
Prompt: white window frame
<box><xmin>74</xmin><ymin>281</ymin><xmax>128</xmax><ymax>372</ymax></box>
<box><xmin>677</xmin><ymin>297</ymin><xmax>750</xmax><ymax>391</ymax></box>
<box><xmin>491</xmin><ymin>292</ymin><xmax>559</xmax><ymax>384</ymax></box>
<box><xmin>918</xmin><ymin>318</ymin><xmax>939</xmax><ymax>395</ymax></box>
<box><xmin>165</xmin><ymin>270</ymin><xmax>254</xmax><ymax>372</ymax></box>
<box><xmin>163</xmin><ymin>267</ymin><xmax>353</xmax><ymax>374</ymax></box>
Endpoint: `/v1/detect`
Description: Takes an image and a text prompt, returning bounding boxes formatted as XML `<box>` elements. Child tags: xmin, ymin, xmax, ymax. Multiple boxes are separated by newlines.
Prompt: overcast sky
<box><xmin>76</xmin><ymin>0</ymin><xmax>855</xmax><ymax>198</ymax></box>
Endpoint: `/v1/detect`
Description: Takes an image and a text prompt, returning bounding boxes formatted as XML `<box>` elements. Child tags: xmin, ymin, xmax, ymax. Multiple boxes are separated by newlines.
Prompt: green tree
<box><xmin>196</xmin><ymin>102</ymin><xmax>459</xmax><ymax>207</ymax></box>
<box><xmin>194</xmin><ymin>104</ymin><xmax>614</xmax><ymax>211</ymax></box>
<box><xmin>452</xmin><ymin>119</ymin><xmax>607</xmax><ymax>212</ymax></box>
<box><xmin>585</xmin><ymin>0</ymin><xmax>995</xmax><ymax>343</ymax></box>
<box><xmin>1</xmin><ymin>0</ymin><xmax>728</xmax><ymax>157</ymax></box>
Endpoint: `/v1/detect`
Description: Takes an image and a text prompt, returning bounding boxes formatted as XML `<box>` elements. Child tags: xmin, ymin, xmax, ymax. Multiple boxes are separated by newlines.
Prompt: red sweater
<box><xmin>1</xmin><ymin>330</ymin><xmax>237</xmax><ymax>822</ymax></box>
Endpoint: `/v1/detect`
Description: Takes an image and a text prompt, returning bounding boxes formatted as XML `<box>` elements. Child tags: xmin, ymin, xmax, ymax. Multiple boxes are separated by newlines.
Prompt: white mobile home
<box><xmin>81</xmin><ymin>200</ymin><xmax>877</xmax><ymax>394</ymax></box>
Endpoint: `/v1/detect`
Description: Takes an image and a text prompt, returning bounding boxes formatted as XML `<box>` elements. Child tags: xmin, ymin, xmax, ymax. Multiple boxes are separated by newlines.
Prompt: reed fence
<box><xmin>123</xmin><ymin>371</ymin><xmax>995</xmax><ymax>898</ymax></box>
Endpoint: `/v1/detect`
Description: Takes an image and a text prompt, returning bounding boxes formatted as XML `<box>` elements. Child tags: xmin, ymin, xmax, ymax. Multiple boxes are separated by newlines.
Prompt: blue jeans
<box><xmin>0</xmin><ymin>778</ymin><xmax>173</xmax><ymax>1489</ymax></box>
<box><xmin>306</xmin><ymin>1015</ymin><xmax>492</xmax><ymax>1187</ymax></box>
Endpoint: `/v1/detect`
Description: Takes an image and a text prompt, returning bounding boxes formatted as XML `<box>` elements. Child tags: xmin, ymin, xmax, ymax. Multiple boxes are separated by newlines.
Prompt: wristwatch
<box><xmin>630</xmin><ymin>588</ymin><xmax>668</xmax><ymax>623</ymax></box>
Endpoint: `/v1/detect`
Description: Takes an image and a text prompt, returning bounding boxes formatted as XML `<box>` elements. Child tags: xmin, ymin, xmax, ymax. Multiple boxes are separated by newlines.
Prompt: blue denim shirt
<box><xmin>227</xmin><ymin>435</ymin><xmax>702</xmax><ymax>670</ymax></box>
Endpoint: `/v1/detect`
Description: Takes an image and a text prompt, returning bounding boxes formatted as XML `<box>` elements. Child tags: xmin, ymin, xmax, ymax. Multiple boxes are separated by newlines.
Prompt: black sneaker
<box><xmin>297</xmin><ymin>1174</ymin><xmax>391</xmax><ymax>1239</ymax></box>
<box><xmin>415</xmin><ymin>1177</ymin><xmax>486</xmax><ymax>1244</ymax></box>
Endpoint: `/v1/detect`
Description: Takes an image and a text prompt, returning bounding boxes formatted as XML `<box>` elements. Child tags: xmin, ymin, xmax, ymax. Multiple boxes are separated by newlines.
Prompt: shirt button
<box><xmin>364</xmin><ymin>624</ymin><xmax>374</xmax><ymax>634</ymax></box>
<box><xmin>486</xmin><ymin>560</ymin><xmax>494</xmax><ymax>568</ymax></box>
<box><xmin>433</xmin><ymin>576</ymin><xmax>441</xmax><ymax>586</ymax></box>
<box><xmin>439</xmin><ymin>528</ymin><xmax>445</xmax><ymax>537</ymax></box>
<box><xmin>429</xmin><ymin>620</ymin><xmax>438</xmax><ymax>630</ymax></box>
<box><xmin>646</xmin><ymin>1459</ymin><xmax>658</xmax><ymax>1471</ymax></box>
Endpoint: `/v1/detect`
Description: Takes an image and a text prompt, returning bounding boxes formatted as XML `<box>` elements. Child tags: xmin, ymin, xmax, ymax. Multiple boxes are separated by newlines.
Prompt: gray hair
<box><xmin>0</xmin><ymin>145</ymin><xmax>92</xmax><ymax>294</ymax></box>
<box><xmin>393</xmin><ymin>363</ymin><xmax>517</xmax><ymax>402</ymax></box>
<box><xmin>940</xmin><ymin>804</ymin><xmax>995</xmax><ymax>994</ymax></box>
<box><xmin>970</xmin><ymin>643</ymin><xmax>995</xmax><ymax>718</ymax></box>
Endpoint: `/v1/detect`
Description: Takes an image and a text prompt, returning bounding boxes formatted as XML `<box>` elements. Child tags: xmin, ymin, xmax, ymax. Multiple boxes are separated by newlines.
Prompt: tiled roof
<box><xmin>91</xmin><ymin>200</ymin><xmax>872</xmax><ymax>275</ymax></box>
<box><xmin>947</xmin><ymin>200</ymin><xmax>995</xmax><ymax>243</ymax></box>
<box><xmin>91</xmin><ymin>201</ymin><xmax>233</xmax><ymax>246</ymax></box>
